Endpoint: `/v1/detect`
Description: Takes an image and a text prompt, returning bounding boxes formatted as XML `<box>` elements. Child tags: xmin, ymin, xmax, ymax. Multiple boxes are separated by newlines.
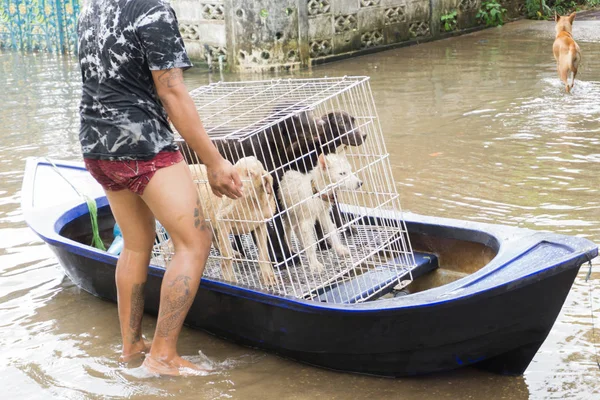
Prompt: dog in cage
<box><xmin>211</xmin><ymin>107</ymin><xmax>365</xmax><ymax>179</ymax></box>
<box><xmin>188</xmin><ymin>156</ymin><xmax>277</xmax><ymax>286</ymax></box>
<box><xmin>179</xmin><ymin>105</ymin><xmax>367</xmax><ymax>266</ymax></box>
<box><xmin>219</xmin><ymin>107</ymin><xmax>366</xmax><ymax>263</ymax></box>
<box><xmin>278</xmin><ymin>153</ymin><xmax>363</xmax><ymax>272</ymax></box>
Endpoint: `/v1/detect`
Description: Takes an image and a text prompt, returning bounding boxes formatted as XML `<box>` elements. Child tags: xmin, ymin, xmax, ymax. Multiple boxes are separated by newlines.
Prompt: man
<box><xmin>77</xmin><ymin>0</ymin><xmax>243</xmax><ymax>376</ymax></box>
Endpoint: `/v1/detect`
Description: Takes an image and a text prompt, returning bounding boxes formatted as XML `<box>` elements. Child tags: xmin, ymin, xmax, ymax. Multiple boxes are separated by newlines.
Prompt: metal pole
<box><xmin>54</xmin><ymin>0</ymin><xmax>65</xmax><ymax>53</ymax></box>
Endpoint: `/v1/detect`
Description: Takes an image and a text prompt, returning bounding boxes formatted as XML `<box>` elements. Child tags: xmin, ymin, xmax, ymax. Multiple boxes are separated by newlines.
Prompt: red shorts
<box><xmin>84</xmin><ymin>150</ymin><xmax>184</xmax><ymax>195</ymax></box>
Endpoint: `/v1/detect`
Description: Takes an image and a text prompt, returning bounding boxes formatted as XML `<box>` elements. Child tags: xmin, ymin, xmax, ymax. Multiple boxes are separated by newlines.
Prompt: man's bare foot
<box><xmin>142</xmin><ymin>354</ymin><xmax>210</xmax><ymax>376</ymax></box>
<box><xmin>120</xmin><ymin>339</ymin><xmax>152</xmax><ymax>362</ymax></box>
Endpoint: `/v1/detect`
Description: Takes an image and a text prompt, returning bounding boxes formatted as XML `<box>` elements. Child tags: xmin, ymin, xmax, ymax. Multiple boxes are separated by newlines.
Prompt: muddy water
<box><xmin>1</xmin><ymin>18</ymin><xmax>599</xmax><ymax>399</ymax></box>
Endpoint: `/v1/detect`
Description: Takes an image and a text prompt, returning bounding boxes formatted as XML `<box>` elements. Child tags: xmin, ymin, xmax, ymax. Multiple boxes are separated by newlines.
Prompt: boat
<box><xmin>21</xmin><ymin>157</ymin><xmax>598</xmax><ymax>377</ymax></box>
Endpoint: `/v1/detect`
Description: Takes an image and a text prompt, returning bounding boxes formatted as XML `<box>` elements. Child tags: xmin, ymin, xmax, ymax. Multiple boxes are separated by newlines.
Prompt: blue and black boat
<box><xmin>21</xmin><ymin>157</ymin><xmax>598</xmax><ymax>377</ymax></box>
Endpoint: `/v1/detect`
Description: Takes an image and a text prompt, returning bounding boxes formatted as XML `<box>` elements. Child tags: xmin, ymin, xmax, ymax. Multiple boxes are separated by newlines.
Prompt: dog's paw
<box><xmin>221</xmin><ymin>263</ymin><xmax>237</xmax><ymax>283</ymax></box>
<box><xmin>310</xmin><ymin>261</ymin><xmax>325</xmax><ymax>274</ymax></box>
<box><xmin>278</xmin><ymin>252</ymin><xmax>301</xmax><ymax>267</ymax></box>
<box><xmin>334</xmin><ymin>245</ymin><xmax>350</xmax><ymax>257</ymax></box>
<box><xmin>318</xmin><ymin>239</ymin><xmax>332</xmax><ymax>251</ymax></box>
<box><xmin>231</xmin><ymin>238</ymin><xmax>247</xmax><ymax>256</ymax></box>
<box><xmin>232</xmin><ymin>250</ymin><xmax>244</xmax><ymax>260</ymax></box>
<box><xmin>260</xmin><ymin>267</ymin><xmax>277</xmax><ymax>287</ymax></box>
<box><xmin>271</xmin><ymin>247</ymin><xmax>301</xmax><ymax>266</ymax></box>
<box><xmin>347</xmin><ymin>225</ymin><xmax>359</xmax><ymax>235</ymax></box>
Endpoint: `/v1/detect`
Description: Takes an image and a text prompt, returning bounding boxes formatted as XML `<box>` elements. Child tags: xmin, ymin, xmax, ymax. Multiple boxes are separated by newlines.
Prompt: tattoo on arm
<box><xmin>157</xmin><ymin>68</ymin><xmax>184</xmax><ymax>89</ymax></box>
<box><xmin>128</xmin><ymin>283</ymin><xmax>145</xmax><ymax>344</ymax></box>
<box><xmin>156</xmin><ymin>275</ymin><xmax>194</xmax><ymax>337</ymax></box>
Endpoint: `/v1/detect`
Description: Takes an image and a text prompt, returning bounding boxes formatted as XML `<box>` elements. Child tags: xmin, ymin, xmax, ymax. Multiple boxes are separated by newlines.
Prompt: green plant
<box><xmin>553</xmin><ymin>0</ymin><xmax>577</xmax><ymax>15</ymax></box>
<box><xmin>524</xmin><ymin>0</ymin><xmax>590</xmax><ymax>20</ymax></box>
<box><xmin>477</xmin><ymin>0</ymin><xmax>508</xmax><ymax>26</ymax></box>
<box><xmin>441</xmin><ymin>10</ymin><xmax>458</xmax><ymax>32</ymax></box>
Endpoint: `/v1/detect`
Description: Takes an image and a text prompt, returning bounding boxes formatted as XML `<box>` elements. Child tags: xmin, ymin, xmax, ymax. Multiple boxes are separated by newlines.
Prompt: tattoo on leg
<box><xmin>193</xmin><ymin>206</ymin><xmax>209</xmax><ymax>232</ymax></box>
<box><xmin>156</xmin><ymin>275</ymin><xmax>193</xmax><ymax>337</ymax></box>
<box><xmin>128</xmin><ymin>283</ymin><xmax>145</xmax><ymax>344</ymax></box>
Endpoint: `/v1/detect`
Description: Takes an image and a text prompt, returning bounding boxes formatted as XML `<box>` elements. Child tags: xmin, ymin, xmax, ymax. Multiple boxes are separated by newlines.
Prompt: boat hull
<box><xmin>22</xmin><ymin>158</ymin><xmax>598</xmax><ymax>377</ymax></box>
<box><xmin>48</xmin><ymin>239</ymin><xmax>582</xmax><ymax>377</ymax></box>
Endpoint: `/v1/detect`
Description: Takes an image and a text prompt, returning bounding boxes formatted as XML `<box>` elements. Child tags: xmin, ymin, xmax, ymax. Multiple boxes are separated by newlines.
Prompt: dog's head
<box><xmin>320</xmin><ymin>111</ymin><xmax>366</xmax><ymax>150</ymax></box>
<box><xmin>317</xmin><ymin>153</ymin><xmax>362</xmax><ymax>191</ymax></box>
<box><xmin>235</xmin><ymin>156</ymin><xmax>273</xmax><ymax>196</ymax></box>
<box><xmin>555</xmin><ymin>12</ymin><xmax>576</xmax><ymax>34</ymax></box>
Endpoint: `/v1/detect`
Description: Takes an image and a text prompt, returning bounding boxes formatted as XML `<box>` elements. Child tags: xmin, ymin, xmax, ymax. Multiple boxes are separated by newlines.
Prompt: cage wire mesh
<box><xmin>151</xmin><ymin>76</ymin><xmax>417</xmax><ymax>304</ymax></box>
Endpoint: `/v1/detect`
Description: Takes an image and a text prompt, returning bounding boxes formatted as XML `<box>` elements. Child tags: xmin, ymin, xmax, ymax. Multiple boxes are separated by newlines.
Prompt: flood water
<box><xmin>1</xmin><ymin>18</ymin><xmax>600</xmax><ymax>399</ymax></box>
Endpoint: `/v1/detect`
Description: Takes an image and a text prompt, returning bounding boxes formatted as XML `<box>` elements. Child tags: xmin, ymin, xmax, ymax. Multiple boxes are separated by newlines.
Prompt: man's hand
<box><xmin>206</xmin><ymin>159</ymin><xmax>243</xmax><ymax>199</ymax></box>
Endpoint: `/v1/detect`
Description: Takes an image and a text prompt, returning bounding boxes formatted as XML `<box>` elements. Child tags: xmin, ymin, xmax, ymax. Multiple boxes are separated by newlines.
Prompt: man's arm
<box><xmin>152</xmin><ymin>68</ymin><xmax>243</xmax><ymax>199</ymax></box>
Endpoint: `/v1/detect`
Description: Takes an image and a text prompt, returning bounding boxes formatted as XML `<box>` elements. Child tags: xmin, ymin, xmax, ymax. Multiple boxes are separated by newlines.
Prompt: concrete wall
<box><xmin>171</xmin><ymin>0</ymin><xmax>525</xmax><ymax>73</ymax></box>
<box><xmin>172</xmin><ymin>0</ymin><xmax>227</xmax><ymax>67</ymax></box>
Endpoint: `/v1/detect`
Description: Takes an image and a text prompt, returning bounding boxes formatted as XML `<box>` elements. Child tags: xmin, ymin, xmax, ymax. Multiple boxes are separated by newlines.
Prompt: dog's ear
<box><xmin>322</xmin><ymin>112</ymin><xmax>339</xmax><ymax>128</ymax></box>
<box><xmin>322</xmin><ymin>111</ymin><xmax>334</xmax><ymax>122</ymax></box>
<box><xmin>290</xmin><ymin>113</ymin><xmax>304</xmax><ymax>127</ymax></box>
<box><xmin>238</xmin><ymin>163</ymin><xmax>257</xmax><ymax>183</ymax></box>
<box><xmin>569</xmin><ymin>12</ymin><xmax>576</xmax><ymax>23</ymax></box>
<box><xmin>318</xmin><ymin>113</ymin><xmax>337</xmax><ymax>146</ymax></box>
<box><xmin>555</xmin><ymin>12</ymin><xmax>560</xmax><ymax>23</ymax></box>
<box><xmin>262</xmin><ymin>175</ymin><xmax>273</xmax><ymax>195</ymax></box>
<box><xmin>314</xmin><ymin>117</ymin><xmax>326</xmax><ymax>130</ymax></box>
<box><xmin>318</xmin><ymin>153</ymin><xmax>327</xmax><ymax>170</ymax></box>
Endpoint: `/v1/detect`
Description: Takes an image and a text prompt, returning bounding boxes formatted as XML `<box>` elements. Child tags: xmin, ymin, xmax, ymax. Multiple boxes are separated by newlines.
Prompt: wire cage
<box><xmin>152</xmin><ymin>76</ymin><xmax>417</xmax><ymax>304</ymax></box>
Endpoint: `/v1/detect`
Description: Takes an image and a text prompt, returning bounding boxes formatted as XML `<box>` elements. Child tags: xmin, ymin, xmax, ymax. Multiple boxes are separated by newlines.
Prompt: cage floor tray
<box><xmin>152</xmin><ymin>224</ymin><xmax>420</xmax><ymax>303</ymax></box>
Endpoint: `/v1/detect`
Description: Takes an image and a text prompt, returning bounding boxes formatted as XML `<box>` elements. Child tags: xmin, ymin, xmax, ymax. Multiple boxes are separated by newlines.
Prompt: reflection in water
<box><xmin>1</xmin><ymin>19</ymin><xmax>600</xmax><ymax>399</ymax></box>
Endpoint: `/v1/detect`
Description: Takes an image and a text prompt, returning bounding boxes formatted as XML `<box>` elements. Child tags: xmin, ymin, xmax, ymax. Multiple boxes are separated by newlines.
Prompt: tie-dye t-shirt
<box><xmin>77</xmin><ymin>0</ymin><xmax>192</xmax><ymax>160</ymax></box>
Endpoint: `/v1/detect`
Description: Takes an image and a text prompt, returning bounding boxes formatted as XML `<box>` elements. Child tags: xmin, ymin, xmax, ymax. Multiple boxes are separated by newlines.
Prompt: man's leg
<box><xmin>104</xmin><ymin>189</ymin><xmax>156</xmax><ymax>362</ymax></box>
<box><xmin>140</xmin><ymin>160</ymin><xmax>213</xmax><ymax>375</ymax></box>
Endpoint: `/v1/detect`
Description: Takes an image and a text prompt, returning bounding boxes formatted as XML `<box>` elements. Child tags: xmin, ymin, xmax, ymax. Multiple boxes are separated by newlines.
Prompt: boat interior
<box><xmin>59</xmin><ymin>205</ymin><xmax>499</xmax><ymax>300</ymax></box>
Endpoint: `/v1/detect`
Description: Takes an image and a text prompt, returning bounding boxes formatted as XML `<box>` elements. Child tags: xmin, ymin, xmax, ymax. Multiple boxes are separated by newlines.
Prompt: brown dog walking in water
<box><xmin>553</xmin><ymin>12</ymin><xmax>581</xmax><ymax>93</ymax></box>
